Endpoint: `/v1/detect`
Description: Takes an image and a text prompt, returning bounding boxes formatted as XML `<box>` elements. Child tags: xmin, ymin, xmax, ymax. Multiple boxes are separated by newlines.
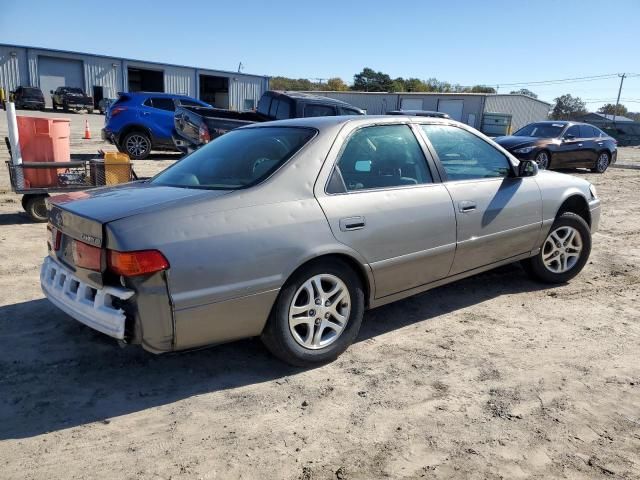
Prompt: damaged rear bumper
<box><xmin>40</xmin><ymin>256</ymin><xmax>134</xmax><ymax>339</ymax></box>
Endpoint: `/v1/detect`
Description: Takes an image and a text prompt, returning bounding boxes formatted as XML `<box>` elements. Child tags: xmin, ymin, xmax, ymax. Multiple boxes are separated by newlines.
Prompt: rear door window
<box><xmin>564</xmin><ymin>125</ymin><xmax>581</xmax><ymax>139</ymax></box>
<box><xmin>304</xmin><ymin>104</ymin><xmax>336</xmax><ymax>117</ymax></box>
<box><xmin>579</xmin><ymin>125</ymin><xmax>597</xmax><ymax>138</ymax></box>
<box><xmin>150</xmin><ymin>97</ymin><xmax>176</xmax><ymax>111</ymax></box>
<box><xmin>329</xmin><ymin>125</ymin><xmax>433</xmax><ymax>193</ymax></box>
<box><xmin>178</xmin><ymin>99</ymin><xmax>203</xmax><ymax>107</ymax></box>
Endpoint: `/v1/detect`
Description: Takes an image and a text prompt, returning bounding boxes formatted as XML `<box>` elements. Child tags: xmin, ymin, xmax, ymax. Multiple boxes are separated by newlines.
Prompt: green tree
<box><xmin>325</xmin><ymin>77</ymin><xmax>348</xmax><ymax>91</ymax></box>
<box><xmin>551</xmin><ymin>94</ymin><xmax>587</xmax><ymax>120</ymax></box>
<box><xmin>510</xmin><ymin>88</ymin><xmax>538</xmax><ymax>98</ymax></box>
<box><xmin>598</xmin><ymin>103</ymin><xmax>628</xmax><ymax>116</ymax></box>
<box><xmin>465</xmin><ymin>85</ymin><xmax>497</xmax><ymax>94</ymax></box>
<box><xmin>352</xmin><ymin>68</ymin><xmax>394</xmax><ymax>92</ymax></box>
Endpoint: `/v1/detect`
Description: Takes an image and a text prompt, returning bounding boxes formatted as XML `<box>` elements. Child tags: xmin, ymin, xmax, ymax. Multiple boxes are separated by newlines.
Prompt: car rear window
<box><xmin>151</xmin><ymin>127</ymin><xmax>316</xmax><ymax>190</ymax></box>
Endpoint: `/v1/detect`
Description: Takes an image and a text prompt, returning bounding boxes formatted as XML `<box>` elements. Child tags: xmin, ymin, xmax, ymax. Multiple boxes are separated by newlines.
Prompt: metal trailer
<box><xmin>4</xmin><ymin>139</ymin><xmax>137</xmax><ymax>222</ymax></box>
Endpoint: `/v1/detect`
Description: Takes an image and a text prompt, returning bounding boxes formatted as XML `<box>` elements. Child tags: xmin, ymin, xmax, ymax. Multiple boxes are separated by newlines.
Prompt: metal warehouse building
<box><xmin>0</xmin><ymin>43</ymin><xmax>269</xmax><ymax>110</ymax></box>
<box><xmin>304</xmin><ymin>91</ymin><xmax>551</xmax><ymax>133</ymax></box>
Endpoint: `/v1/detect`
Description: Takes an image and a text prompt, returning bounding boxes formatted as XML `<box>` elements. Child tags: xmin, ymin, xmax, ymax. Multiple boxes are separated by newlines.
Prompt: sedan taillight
<box><xmin>107</xmin><ymin>250</ymin><xmax>169</xmax><ymax>277</ymax></box>
<box><xmin>72</xmin><ymin>240</ymin><xmax>102</xmax><ymax>271</ymax></box>
<box><xmin>199</xmin><ymin>123</ymin><xmax>211</xmax><ymax>144</ymax></box>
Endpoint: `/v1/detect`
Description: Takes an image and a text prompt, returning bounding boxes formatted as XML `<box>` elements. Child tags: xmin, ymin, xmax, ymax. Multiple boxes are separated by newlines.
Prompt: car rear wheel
<box><xmin>23</xmin><ymin>195</ymin><xmax>48</xmax><ymax>223</ymax></box>
<box><xmin>535</xmin><ymin>151</ymin><xmax>550</xmax><ymax>170</ymax></box>
<box><xmin>592</xmin><ymin>152</ymin><xmax>610</xmax><ymax>173</ymax></box>
<box><xmin>261</xmin><ymin>259</ymin><xmax>365</xmax><ymax>367</ymax></box>
<box><xmin>522</xmin><ymin>212</ymin><xmax>591</xmax><ymax>283</ymax></box>
<box><xmin>122</xmin><ymin>131</ymin><xmax>151</xmax><ymax>160</ymax></box>
<box><xmin>52</xmin><ymin>103</ymin><xmax>57</xmax><ymax>111</ymax></box>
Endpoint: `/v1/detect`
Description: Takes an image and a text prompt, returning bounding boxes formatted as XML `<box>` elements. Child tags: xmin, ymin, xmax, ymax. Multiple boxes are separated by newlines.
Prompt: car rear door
<box><xmin>315</xmin><ymin>122</ymin><xmax>457</xmax><ymax>299</ymax></box>
<box><xmin>142</xmin><ymin>97</ymin><xmax>176</xmax><ymax>143</ymax></box>
<box><xmin>578</xmin><ymin>124</ymin><xmax>599</xmax><ymax>167</ymax></box>
<box><xmin>419</xmin><ymin>123</ymin><xmax>542</xmax><ymax>275</ymax></box>
<box><xmin>555</xmin><ymin>125</ymin><xmax>588</xmax><ymax>168</ymax></box>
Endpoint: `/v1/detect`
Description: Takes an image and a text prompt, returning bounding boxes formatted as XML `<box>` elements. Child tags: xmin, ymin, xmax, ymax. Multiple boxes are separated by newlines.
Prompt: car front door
<box><xmin>142</xmin><ymin>97</ymin><xmax>176</xmax><ymax>143</ymax></box>
<box><xmin>315</xmin><ymin>123</ymin><xmax>457</xmax><ymax>299</ymax></box>
<box><xmin>419</xmin><ymin>123</ymin><xmax>542</xmax><ymax>275</ymax></box>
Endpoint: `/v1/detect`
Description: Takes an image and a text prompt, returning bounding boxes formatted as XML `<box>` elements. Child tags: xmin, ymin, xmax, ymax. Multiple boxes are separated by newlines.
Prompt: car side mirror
<box><xmin>518</xmin><ymin>159</ymin><xmax>538</xmax><ymax>177</ymax></box>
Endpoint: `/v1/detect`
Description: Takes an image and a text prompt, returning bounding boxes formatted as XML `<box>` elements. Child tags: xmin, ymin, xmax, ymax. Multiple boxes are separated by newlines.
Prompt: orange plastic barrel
<box><xmin>17</xmin><ymin>116</ymin><xmax>71</xmax><ymax>188</ymax></box>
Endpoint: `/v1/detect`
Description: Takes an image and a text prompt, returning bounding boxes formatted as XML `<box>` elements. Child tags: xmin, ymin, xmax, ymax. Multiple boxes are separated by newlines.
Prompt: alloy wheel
<box><xmin>535</xmin><ymin>151</ymin><xmax>549</xmax><ymax>170</ymax></box>
<box><xmin>596</xmin><ymin>153</ymin><xmax>609</xmax><ymax>173</ymax></box>
<box><xmin>288</xmin><ymin>274</ymin><xmax>351</xmax><ymax>350</ymax></box>
<box><xmin>126</xmin><ymin>134</ymin><xmax>150</xmax><ymax>158</ymax></box>
<box><xmin>542</xmin><ymin>226</ymin><xmax>583</xmax><ymax>274</ymax></box>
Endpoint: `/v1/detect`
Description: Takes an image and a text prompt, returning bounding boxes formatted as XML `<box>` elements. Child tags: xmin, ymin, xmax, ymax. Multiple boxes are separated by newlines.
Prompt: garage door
<box><xmin>400</xmin><ymin>98</ymin><xmax>423</xmax><ymax>111</ymax></box>
<box><xmin>39</xmin><ymin>56</ymin><xmax>84</xmax><ymax>107</ymax></box>
<box><xmin>437</xmin><ymin>99</ymin><xmax>464</xmax><ymax>121</ymax></box>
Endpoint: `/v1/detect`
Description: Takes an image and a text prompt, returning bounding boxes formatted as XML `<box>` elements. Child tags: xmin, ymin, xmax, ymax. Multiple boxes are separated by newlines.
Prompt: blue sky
<box><xmin>2</xmin><ymin>0</ymin><xmax>639</xmax><ymax>110</ymax></box>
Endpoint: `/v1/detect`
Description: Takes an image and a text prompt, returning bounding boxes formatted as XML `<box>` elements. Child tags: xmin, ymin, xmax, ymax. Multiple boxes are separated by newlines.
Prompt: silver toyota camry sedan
<box><xmin>41</xmin><ymin>116</ymin><xmax>601</xmax><ymax>366</ymax></box>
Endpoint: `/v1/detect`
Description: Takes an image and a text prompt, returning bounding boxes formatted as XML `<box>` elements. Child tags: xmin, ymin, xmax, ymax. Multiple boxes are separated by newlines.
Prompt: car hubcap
<box><xmin>288</xmin><ymin>274</ymin><xmax>351</xmax><ymax>350</ymax></box>
<box><xmin>126</xmin><ymin>135</ymin><xmax>150</xmax><ymax>157</ymax></box>
<box><xmin>542</xmin><ymin>226</ymin><xmax>582</xmax><ymax>274</ymax></box>
<box><xmin>597</xmin><ymin>153</ymin><xmax>609</xmax><ymax>172</ymax></box>
<box><xmin>33</xmin><ymin>200</ymin><xmax>47</xmax><ymax>219</ymax></box>
<box><xmin>536</xmin><ymin>152</ymin><xmax>549</xmax><ymax>169</ymax></box>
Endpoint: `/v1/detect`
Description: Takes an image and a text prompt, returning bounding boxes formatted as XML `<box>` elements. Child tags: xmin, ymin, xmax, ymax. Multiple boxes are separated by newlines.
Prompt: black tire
<box><xmin>24</xmin><ymin>195</ymin><xmax>48</xmax><ymax>223</ymax></box>
<box><xmin>522</xmin><ymin>212</ymin><xmax>591</xmax><ymax>284</ymax></box>
<box><xmin>52</xmin><ymin>102</ymin><xmax>57</xmax><ymax>111</ymax></box>
<box><xmin>261</xmin><ymin>259</ymin><xmax>365</xmax><ymax>367</ymax></box>
<box><xmin>121</xmin><ymin>131</ymin><xmax>152</xmax><ymax>160</ymax></box>
<box><xmin>591</xmin><ymin>151</ymin><xmax>610</xmax><ymax>173</ymax></box>
<box><xmin>535</xmin><ymin>150</ymin><xmax>551</xmax><ymax>170</ymax></box>
<box><xmin>62</xmin><ymin>103</ymin><xmax>69</xmax><ymax>112</ymax></box>
<box><xmin>87</xmin><ymin>108</ymin><xmax>94</xmax><ymax>114</ymax></box>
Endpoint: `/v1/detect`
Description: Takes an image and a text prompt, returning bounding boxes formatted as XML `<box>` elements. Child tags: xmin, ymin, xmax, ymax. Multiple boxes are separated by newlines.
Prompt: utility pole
<box><xmin>613</xmin><ymin>73</ymin><xmax>626</xmax><ymax>124</ymax></box>
<box><xmin>237</xmin><ymin>62</ymin><xmax>243</xmax><ymax>73</ymax></box>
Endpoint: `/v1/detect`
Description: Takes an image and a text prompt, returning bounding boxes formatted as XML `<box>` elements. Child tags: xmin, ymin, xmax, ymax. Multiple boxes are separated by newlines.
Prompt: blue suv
<box><xmin>102</xmin><ymin>92</ymin><xmax>210</xmax><ymax>159</ymax></box>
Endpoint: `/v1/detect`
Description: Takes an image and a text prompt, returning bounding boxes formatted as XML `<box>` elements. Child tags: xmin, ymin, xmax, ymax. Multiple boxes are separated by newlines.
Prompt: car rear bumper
<box><xmin>101</xmin><ymin>128</ymin><xmax>117</xmax><ymax>144</ymax></box>
<box><xmin>41</xmin><ymin>256</ymin><xmax>134</xmax><ymax>340</ymax></box>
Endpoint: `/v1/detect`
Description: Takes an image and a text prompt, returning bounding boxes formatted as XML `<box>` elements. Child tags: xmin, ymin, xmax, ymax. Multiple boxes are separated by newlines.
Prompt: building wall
<box><xmin>0</xmin><ymin>44</ymin><xmax>268</xmax><ymax>109</ymax></box>
<box><xmin>398</xmin><ymin>93</ymin><xmax>485</xmax><ymax>127</ymax></box>
<box><xmin>483</xmin><ymin>95</ymin><xmax>551</xmax><ymax>132</ymax></box>
<box><xmin>0</xmin><ymin>45</ymin><xmax>28</xmax><ymax>94</ymax></box>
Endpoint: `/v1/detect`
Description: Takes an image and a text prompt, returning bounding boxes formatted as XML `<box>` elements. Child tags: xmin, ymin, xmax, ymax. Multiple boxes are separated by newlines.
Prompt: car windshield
<box><xmin>513</xmin><ymin>123</ymin><xmax>564</xmax><ymax>138</ymax></box>
<box><xmin>63</xmin><ymin>88</ymin><xmax>84</xmax><ymax>94</ymax></box>
<box><xmin>151</xmin><ymin>127</ymin><xmax>316</xmax><ymax>190</ymax></box>
<box><xmin>23</xmin><ymin>88</ymin><xmax>42</xmax><ymax>96</ymax></box>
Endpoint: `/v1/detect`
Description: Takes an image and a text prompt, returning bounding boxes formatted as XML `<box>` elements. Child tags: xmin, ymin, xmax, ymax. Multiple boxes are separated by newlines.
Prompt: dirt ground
<box><xmin>0</xmin><ymin>110</ymin><xmax>639</xmax><ymax>479</ymax></box>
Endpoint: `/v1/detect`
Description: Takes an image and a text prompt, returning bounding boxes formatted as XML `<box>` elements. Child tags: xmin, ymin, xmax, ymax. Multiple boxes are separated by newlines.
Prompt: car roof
<box><xmin>121</xmin><ymin>91</ymin><xmax>198</xmax><ymax>99</ymax></box>
<box><xmin>387</xmin><ymin>110</ymin><xmax>447</xmax><ymax>116</ymax></box>
<box><xmin>524</xmin><ymin>120</ymin><xmax>599</xmax><ymax>127</ymax></box>
<box><xmin>267</xmin><ymin>90</ymin><xmax>364</xmax><ymax>109</ymax></box>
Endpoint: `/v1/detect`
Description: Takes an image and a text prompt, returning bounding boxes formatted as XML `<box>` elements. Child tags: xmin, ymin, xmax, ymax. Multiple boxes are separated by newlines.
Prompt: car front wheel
<box><xmin>122</xmin><ymin>131</ymin><xmax>151</xmax><ymax>159</ymax></box>
<box><xmin>535</xmin><ymin>151</ymin><xmax>550</xmax><ymax>170</ymax></box>
<box><xmin>522</xmin><ymin>212</ymin><xmax>591</xmax><ymax>283</ymax></box>
<box><xmin>261</xmin><ymin>259</ymin><xmax>365</xmax><ymax>367</ymax></box>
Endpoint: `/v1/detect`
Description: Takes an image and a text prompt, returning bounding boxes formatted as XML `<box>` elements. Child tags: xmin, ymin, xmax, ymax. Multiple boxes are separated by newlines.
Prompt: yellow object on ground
<box><xmin>103</xmin><ymin>152</ymin><xmax>131</xmax><ymax>185</ymax></box>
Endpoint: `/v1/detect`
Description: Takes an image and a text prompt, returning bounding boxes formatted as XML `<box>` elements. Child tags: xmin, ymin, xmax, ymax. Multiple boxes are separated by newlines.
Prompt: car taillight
<box><xmin>110</xmin><ymin>106</ymin><xmax>127</xmax><ymax>117</ymax></box>
<box><xmin>72</xmin><ymin>240</ymin><xmax>102</xmax><ymax>271</ymax></box>
<box><xmin>199</xmin><ymin>123</ymin><xmax>211</xmax><ymax>143</ymax></box>
<box><xmin>47</xmin><ymin>224</ymin><xmax>61</xmax><ymax>251</ymax></box>
<box><xmin>107</xmin><ymin>250</ymin><xmax>169</xmax><ymax>277</ymax></box>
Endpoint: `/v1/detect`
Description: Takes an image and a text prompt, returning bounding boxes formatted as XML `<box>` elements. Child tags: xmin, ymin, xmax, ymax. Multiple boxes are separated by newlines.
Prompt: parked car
<box><xmin>494</xmin><ymin>121</ymin><xmax>617</xmax><ymax>173</ymax></box>
<box><xmin>387</xmin><ymin>110</ymin><xmax>450</xmax><ymax>118</ymax></box>
<box><xmin>98</xmin><ymin>98</ymin><xmax>115</xmax><ymax>115</ymax></box>
<box><xmin>42</xmin><ymin>116</ymin><xmax>600</xmax><ymax>366</ymax></box>
<box><xmin>12</xmin><ymin>86</ymin><xmax>45</xmax><ymax>110</ymax></box>
<box><xmin>51</xmin><ymin>87</ymin><xmax>94</xmax><ymax>113</ymax></box>
<box><xmin>102</xmin><ymin>92</ymin><xmax>211</xmax><ymax>159</ymax></box>
<box><xmin>173</xmin><ymin>90</ymin><xmax>364</xmax><ymax>153</ymax></box>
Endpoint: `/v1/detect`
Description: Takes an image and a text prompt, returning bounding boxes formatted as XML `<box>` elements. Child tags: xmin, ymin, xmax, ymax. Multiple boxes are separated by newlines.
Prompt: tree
<box><xmin>510</xmin><ymin>88</ymin><xmax>538</xmax><ymax>99</ymax></box>
<box><xmin>598</xmin><ymin>103</ymin><xmax>628</xmax><ymax>116</ymax></box>
<box><xmin>325</xmin><ymin>77</ymin><xmax>348</xmax><ymax>91</ymax></box>
<box><xmin>466</xmin><ymin>85</ymin><xmax>497</xmax><ymax>94</ymax></box>
<box><xmin>352</xmin><ymin>68</ymin><xmax>394</xmax><ymax>92</ymax></box>
<box><xmin>551</xmin><ymin>94</ymin><xmax>587</xmax><ymax>120</ymax></box>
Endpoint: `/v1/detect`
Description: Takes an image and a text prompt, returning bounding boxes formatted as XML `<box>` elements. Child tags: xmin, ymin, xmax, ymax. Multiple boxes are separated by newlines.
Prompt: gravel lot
<box><xmin>0</xmin><ymin>110</ymin><xmax>639</xmax><ymax>479</ymax></box>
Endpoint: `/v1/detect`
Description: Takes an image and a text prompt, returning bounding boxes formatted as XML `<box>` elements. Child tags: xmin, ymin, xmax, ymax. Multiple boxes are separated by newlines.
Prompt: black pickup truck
<box><xmin>173</xmin><ymin>90</ymin><xmax>364</xmax><ymax>152</ymax></box>
<box><xmin>51</xmin><ymin>87</ymin><xmax>94</xmax><ymax>113</ymax></box>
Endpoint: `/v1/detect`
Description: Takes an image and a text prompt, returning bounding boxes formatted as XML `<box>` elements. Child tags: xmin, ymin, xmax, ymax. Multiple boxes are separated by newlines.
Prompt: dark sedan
<box><xmin>494</xmin><ymin>121</ymin><xmax>617</xmax><ymax>173</ymax></box>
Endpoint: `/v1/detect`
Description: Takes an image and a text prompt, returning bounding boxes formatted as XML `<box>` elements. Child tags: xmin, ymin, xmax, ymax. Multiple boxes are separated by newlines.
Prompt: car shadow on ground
<box><xmin>0</xmin><ymin>212</ymin><xmax>35</xmax><ymax>226</ymax></box>
<box><xmin>0</xmin><ymin>263</ymin><xmax>554</xmax><ymax>440</ymax></box>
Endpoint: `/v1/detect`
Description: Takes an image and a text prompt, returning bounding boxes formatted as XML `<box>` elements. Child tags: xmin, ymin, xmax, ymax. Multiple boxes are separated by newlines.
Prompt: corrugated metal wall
<box><xmin>0</xmin><ymin>46</ymin><xmax>28</xmax><ymax>93</ymax></box>
<box><xmin>398</xmin><ymin>94</ymin><xmax>485</xmax><ymax>127</ymax></box>
<box><xmin>483</xmin><ymin>95</ymin><xmax>551</xmax><ymax>131</ymax></box>
<box><xmin>1</xmin><ymin>44</ymin><xmax>268</xmax><ymax>108</ymax></box>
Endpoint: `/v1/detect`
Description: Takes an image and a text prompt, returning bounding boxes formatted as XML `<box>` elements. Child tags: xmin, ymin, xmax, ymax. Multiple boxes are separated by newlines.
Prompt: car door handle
<box><xmin>577</xmin><ymin>143</ymin><xmax>583</xmax><ymax>147</ymax></box>
<box><xmin>597</xmin><ymin>142</ymin><xmax>603</xmax><ymax>146</ymax></box>
<box><xmin>339</xmin><ymin>216</ymin><xmax>366</xmax><ymax>231</ymax></box>
<box><xmin>142</xmin><ymin>112</ymin><xmax>150</xmax><ymax>116</ymax></box>
<box><xmin>458</xmin><ymin>201</ymin><xmax>477</xmax><ymax>213</ymax></box>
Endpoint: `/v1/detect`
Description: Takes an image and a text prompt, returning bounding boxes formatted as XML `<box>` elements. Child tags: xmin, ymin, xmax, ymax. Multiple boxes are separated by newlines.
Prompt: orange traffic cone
<box><xmin>84</xmin><ymin>119</ymin><xmax>91</xmax><ymax>140</ymax></box>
